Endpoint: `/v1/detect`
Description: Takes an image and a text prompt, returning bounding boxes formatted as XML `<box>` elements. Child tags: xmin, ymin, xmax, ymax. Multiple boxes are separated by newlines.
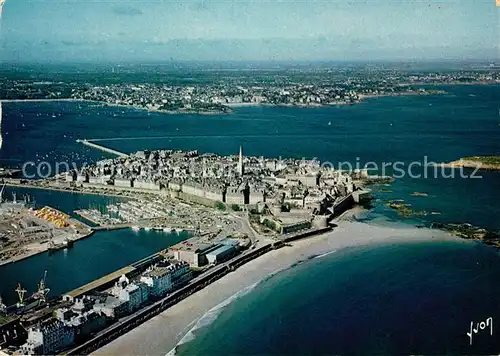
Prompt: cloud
<box><xmin>112</xmin><ymin>5</ymin><xmax>143</xmax><ymax>17</ymax></box>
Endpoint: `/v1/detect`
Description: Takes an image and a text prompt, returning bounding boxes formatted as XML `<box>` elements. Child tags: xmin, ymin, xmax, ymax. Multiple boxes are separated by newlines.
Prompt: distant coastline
<box><xmin>0</xmin><ymin>98</ymin><xmax>84</xmax><ymax>103</ymax></box>
<box><xmin>1</xmin><ymin>89</ymin><xmax>447</xmax><ymax>115</ymax></box>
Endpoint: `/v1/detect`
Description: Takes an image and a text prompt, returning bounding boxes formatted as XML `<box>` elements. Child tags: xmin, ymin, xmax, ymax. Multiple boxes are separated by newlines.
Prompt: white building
<box><xmin>110</xmin><ymin>275</ymin><xmax>149</xmax><ymax>312</ymax></box>
<box><xmin>66</xmin><ymin>311</ymin><xmax>106</xmax><ymax>341</ymax></box>
<box><xmin>93</xmin><ymin>296</ymin><xmax>129</xmax><ymax>319</ymax></box>
<box><xmin>20</xmin><ymin>319</ymin><xmax>74</xmax><ymax>355</ymax></box>
<box><xmin>167</xmin><ymin>260</ymin><xmax>193</xmax><ymax>287</ymax></box>
<box><xmin>140</xmin><ymin>267</ymin><xmax>173</xmax><ymax>297</ymax></box>
<box><xmin>119</xmin><ymin>283</ymin><xmax>142</xmax><ymax>312</ymax></box>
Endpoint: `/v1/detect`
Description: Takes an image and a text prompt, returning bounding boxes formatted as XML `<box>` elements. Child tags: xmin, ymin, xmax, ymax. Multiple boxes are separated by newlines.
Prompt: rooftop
<box><xmin>65</xmin><ymin>266</ymin><xmax>135</xmax><ymax>298</ymax></box>
<box><xmin>206</xmin><ymin>244</ymin><xmax>235</xmax><ymax>257</ymax></box>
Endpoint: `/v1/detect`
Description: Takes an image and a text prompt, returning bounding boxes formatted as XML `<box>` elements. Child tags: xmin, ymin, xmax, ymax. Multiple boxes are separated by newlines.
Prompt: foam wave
<box><xmin>166</xmin><ymin>280</ymin><xmax>261</xmax><ymax>356</ymax></box>
<box><xmin>314</xmin><ymin>249</ymin><xmax>338</xmax><ymax>259</ymax></box>
<box><xmin>166</xmin><ymin>249</ymin><xmax>341</xmax><ymax>356</ymax></box>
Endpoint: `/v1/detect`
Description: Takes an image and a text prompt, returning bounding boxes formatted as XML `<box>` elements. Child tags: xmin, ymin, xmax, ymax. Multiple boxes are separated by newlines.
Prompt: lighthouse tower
<box><xmin>238</xmin><ymin>146</ymin><xmax>245</xmax><ymax>176</ymax></box>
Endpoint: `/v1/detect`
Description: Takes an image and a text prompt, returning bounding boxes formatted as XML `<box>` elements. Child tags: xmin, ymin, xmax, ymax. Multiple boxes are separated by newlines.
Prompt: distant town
<box><xmin>1</xmin><ymin>67</ymin><xmax>498</xmax><ymax>114</ymax></box>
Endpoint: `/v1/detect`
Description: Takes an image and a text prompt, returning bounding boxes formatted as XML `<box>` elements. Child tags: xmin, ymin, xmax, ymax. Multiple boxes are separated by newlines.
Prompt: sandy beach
<box><xmin>93</xmin><ymin>220</ymin><xmax>457</xmax><ymax>356</ymax></box>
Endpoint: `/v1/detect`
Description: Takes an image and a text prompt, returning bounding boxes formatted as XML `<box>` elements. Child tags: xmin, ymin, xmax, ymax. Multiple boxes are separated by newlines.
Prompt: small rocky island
<box><xmin>440</xmin><ymin>156</ymin><xmax>500</xmax><ymax>171</ymax></box>
<box><xmin>431</xmin><ymin>222</ymin><xmax>500</xmax><ymax>249</ymax></box>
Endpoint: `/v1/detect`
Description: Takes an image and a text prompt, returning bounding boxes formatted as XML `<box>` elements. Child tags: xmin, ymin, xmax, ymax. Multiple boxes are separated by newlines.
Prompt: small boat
<box><xmin>48</xmin><ymin>240</ymin><xmax>69</xmax><ymax>253</ymax></box>
<box><xmin>144</xmin><ymin>227</ymin><xmax>151</xmax><ymax>232</ymax></box>
<box><xmin>131</xmin><ymin>226</ymin><xmax>140</xmax><ymax>232</ymax></box>
<box><xmin>328</xmin><ymin>121</ymin><xmax>331</xmax><ymax>126</ymax></box>
<box><xmin>163</xmin><ymin>227</ymin><xmax>172</xmax><ymax>233</ymax></box>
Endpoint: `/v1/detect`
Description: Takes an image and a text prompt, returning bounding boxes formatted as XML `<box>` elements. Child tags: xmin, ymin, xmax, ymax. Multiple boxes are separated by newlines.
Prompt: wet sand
<box><xmin>93</xmin><ymin>221</ymin><xmax>456</xmax><ymax>356</ymax></box>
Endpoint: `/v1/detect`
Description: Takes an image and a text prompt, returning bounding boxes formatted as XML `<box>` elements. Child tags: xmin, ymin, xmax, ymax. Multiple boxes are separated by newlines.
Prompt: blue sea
<box><xmin>175</xmin><ymin>240</ymin><xmax>500</xmax><ymax>355</ymax></box>
<box><xmin>0</xmin><ymin>84</ymin><xmax>499</xmax><ymax>354</ymax></box>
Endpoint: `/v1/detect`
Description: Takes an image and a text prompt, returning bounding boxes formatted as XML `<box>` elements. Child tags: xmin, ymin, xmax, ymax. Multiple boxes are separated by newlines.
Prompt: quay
<box><xmin>0</xmin><ymin>203</ymin><xmax>94</xmax><ymax>267</ymax></box>
<box><xmin>90</xmin><ymin>225</ymin><xmax>130</xmax><ymax>232</ymax></box>
<box><xmin>73</xmin><ymin>209</ymin><xmax>132</xmax><ymax>231</ymax></box>
<box><xmin>64</xmin><ymin>266</ymin><xmax>136</xmax><ymax>301</ymax></box>
<box><xmin>1</xmin><ymin>179</ymin><xmax>128</xmax><ymax>199</ymax></box>
<box><xmin>61</xmin><ymin>251</ymin><xmax>164</xmax><ymax>301</ymax></box>
<box><xmin>76</xmin><ymin>139</ymin><xmax>128</xmax><ymax>158</ymax></box>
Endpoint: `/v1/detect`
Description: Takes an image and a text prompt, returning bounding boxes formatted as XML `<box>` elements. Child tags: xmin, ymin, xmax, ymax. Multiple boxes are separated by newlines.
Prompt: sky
<box><xmin>0</xmin><ymin>0</ymin><xmax>498</xmax><ymax>63</ymax></box>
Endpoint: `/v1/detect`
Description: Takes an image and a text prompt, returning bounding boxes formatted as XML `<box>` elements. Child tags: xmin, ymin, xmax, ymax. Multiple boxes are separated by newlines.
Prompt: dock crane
<box><xmin>0</xmin><ymin>295</ymin><xmax>6</xmax><ymax>314</ymax></box>
<box><xmin>0</xmin><ymin>182</ymin><xmax>5</xmax><ymax>203</ymax></box>
<box><xmin>15</xmin><ymin>283</ymin><xmax>27</xmax><ymax>308</ymax></box>
<box><xmin>32</xmin><ymin>270</ymin><xmax>50</xmax><ymax>304</ymax></box>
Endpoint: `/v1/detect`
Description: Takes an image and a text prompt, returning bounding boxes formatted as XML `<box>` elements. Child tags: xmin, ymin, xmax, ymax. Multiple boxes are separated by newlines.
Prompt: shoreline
<box><xmin>93</xmin><ymin>220</ymin><xmax>457</xmax><ymax>356</ymax></box>
<box><xmin>91</xmin><ymin>90</ymin><xmax>445</xmax><ymax>113</ymax></box>
<box><xmin>438</xmin><ymin>159</ymin><xmax>500</xmax><ymax>171</ymax></box>
<box><xmin>1</xmin><ymin>81</ymin><xmax>498</xmax><ymax>115</ymax></box>
<box><xmin>0</xmin><ymin>227</ymin><xmax>94</xmax><ymax>267</ymax></box>
<box><xmin>0</xmin><ymin>98</ymin><xmax>84</xmax><ymax>103</ymax></box>
<box><xmin>3</xmin><ymin>180</ymin><xmax>132</xmax><ymax>199</ymax></box>
<box><xmin>0</xmin><ymin>245</ymin><xmax>47</xmax><ymax>267</ymax></box>
<box><xmin>1</xmin><ymin>89</ymin><xmax>448</xmax><ymax>116</ymax></box>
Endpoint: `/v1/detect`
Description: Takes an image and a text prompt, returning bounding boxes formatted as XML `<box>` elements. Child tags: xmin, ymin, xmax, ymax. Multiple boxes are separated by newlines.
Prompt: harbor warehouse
<box><xmin>206</xmin><ymin>244</ymin><xmax>237</xmax><ymax>265</ymax></box>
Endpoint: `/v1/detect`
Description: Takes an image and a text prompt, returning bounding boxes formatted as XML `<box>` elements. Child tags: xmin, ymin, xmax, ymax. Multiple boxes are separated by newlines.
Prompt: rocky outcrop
<box><xmin>431</xmin><ymin>222</ymin><xmax>500</xmax><ymax>248</ymax></box>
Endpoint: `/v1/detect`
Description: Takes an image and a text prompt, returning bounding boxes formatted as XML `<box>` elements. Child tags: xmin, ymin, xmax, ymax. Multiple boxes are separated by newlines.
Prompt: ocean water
<box><xmin>0</xmin><ymin>84</ymin><xmax>499</xmax><ymax>353</ymax></box>
<box><xmin>176</xmin><ymin>240</ymin><xmax>500</xmax><ymax>355</ymax></box>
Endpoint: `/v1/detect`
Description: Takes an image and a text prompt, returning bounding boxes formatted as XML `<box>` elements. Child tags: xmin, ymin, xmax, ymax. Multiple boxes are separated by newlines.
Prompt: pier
<box><xmin>90</xmin><ymin>225</ymin><xmax>131</xmax><ymax>231</ymax></box>
<box><xmin>76</xmin><ymin>139</ymin><xmax>128</xmax><ymax>158</ymax></box>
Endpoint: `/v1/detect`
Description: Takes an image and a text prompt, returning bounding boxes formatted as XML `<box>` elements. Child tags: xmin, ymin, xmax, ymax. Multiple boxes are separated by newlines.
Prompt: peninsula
<box><xmin>440</xmin><ymin>156</ymin><xmax>500</xmax><ymax>171</ymax></box>
<box><xmin>1</xmin><ymin>66</ymin><xmax>497</xmax><ymax>115</ymax></box>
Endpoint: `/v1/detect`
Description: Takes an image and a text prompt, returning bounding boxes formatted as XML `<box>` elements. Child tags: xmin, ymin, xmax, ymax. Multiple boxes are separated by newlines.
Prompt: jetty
<box><xmin>76</xmin><ymin>139</ymin><xmax>128</xmax><ymax>158</ymax></box>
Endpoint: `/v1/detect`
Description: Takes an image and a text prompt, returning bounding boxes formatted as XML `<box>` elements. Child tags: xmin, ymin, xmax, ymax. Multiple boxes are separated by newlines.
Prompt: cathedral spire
<box><xmin>238</xmin><ymin>145</ymin><xmax>244</xmax><ymax>176</ymax></box>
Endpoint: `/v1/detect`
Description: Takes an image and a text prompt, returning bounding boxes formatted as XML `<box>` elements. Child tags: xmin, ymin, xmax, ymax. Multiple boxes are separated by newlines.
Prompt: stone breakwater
<box><xmin>430</xmin><ymin>222</ymin><xmax>500</xmax><ymax>249</ymax></box>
